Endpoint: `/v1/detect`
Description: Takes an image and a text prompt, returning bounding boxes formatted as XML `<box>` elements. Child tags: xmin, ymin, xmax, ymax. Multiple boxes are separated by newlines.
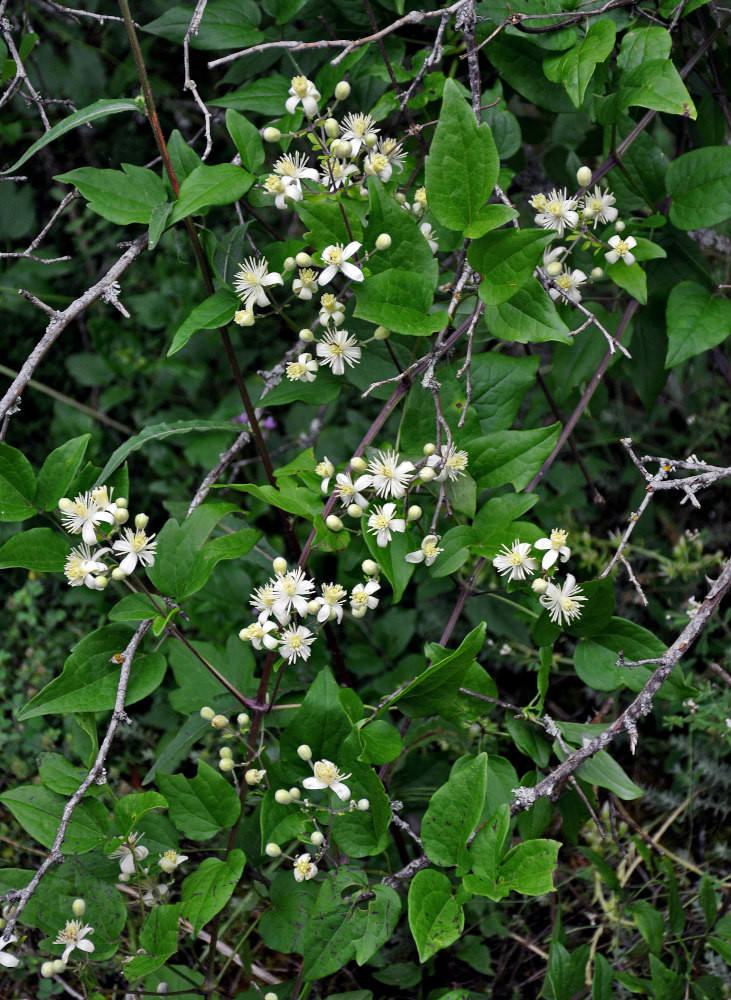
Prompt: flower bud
<box><xmin>234</xmin><ymin>309</ymin><xmax>256</xmax><ymax>327</ymax></box>
<box><xmin>576</xmin><ymin>165</ymin><xmax>592</xmax><ymax>187</ymax></box>
<box><xmin>375</xmin><ymin>233</ymin><xmax>392</xmax><ymax>251</ymax></box>
<box><xmin>265</xmin><ymin>843</ymin><xmax>281</xmax><ymax>858</ymax></box>
<box><xmin>531</xmin><ymin>578</ymin><xmax>549</xmax><ymax>595</ymax></box>
<box><xmin>245</xmin><ymin>768</ymin><xmax>266</xmax><ymax>785</ymax></box>
<box><xmin>582</xmin><ymin>206</ymin><xmax>595</xmax><ymax>220</ymax></box>
<box><xmin>332</xmin><ymin>139</ymin><xmax>352</xmax><ymax>158</ymax></box>
<box><xmin>297</xmin><ymin>744</ymin><xmax>312</xmax><ymax>760</ymax></box>
<box><xmin>299</xmin><ymin>328</ymin><xmax>314</xmax><ymax>343</ymax></box>
<box><xmin>114</xmin><ymin>508</ymin><xmax>130</xmax><ymax>524</ymax></box>
<box><xmin>395</xmin><ymin>192</ymin><xmax>406</xmax><ymax>205</ymax></box>
<box><xmin>546</xmin><ymin>260</ymin><xmax>562</xmax><ymax>277</ymax></box>
<box><xmin>373</xmin><ymin>326</ymin><xmax>390</xmax><ymax>340</ymax></box>
<box><xmin>364</xmin><ymin>133</ymin><xmax>377</xmax><ymax>148</ymax></box>
<box><xmin>41</xmin><ymin>961</ymin><xmax>55</xmax><ymax>979</ymax></box>
<box><xmin>423</xmin><ymin>442</ymin><xmax>436</xmax><ymax>456</ymax></box>
<box><xmin>52</xmin><ymin>960</ymin><xmax>67</xmax><ymax>973</ymax></box>
<box><xmin>347</xmin><ymin>503</ymin><xmax>363</xmax><ymax>518</ymax></box>
<box><xmin>220</xmin><ymin>746</ymin><xmax>233</xmax><ymax>759</ymax></box>
<box><xmin>72</xmin><ymin>898</ymin><xmax>86</xmax><ymax>917</ymax></box>
<box><xmin>289</xmin><ymin>787</ymin><xmax>301</xmax><ymax>799</ymax></box>
<box><xmin>273</xmin><ymin>557</ymin><xmax>287</xmax><ymax>576</ymax></box>
<box><xmin>295</xmin><ymin>251</ymin><xmax>313</xmax><ymax>267</ymax></box>
<box><xmin>264</xmin><ymin>994</ymin><xmax>278</xmax><ymax>1000</ymax></box>
<box><xmin>135</xmin><ymin>513</ymin><xmax>149</xmax><ymax>530</ymax></box>
<box><xmin>111</xmin><ymin>567</ymin><xmax>127</xmax><ymax>581</ymax></box>
<box><xmin>211</xmin><ymin>714</ymin><xmax>228</xmax><ymax>729</ymax></box>
<box><xmin>219</xmin><ymin>757</ymin><xmax>235</xmax><ymax>772</ymax></box>
<box><xmin>310</xmin><ymin>830</ymin><xmax>324</xmax><ymax>846</ymax></box>
<box><xmin>324</xmin><ymin>117</ymin><xmax>340</xmax><ymax>138</ymax></box>
<box><xmin>284</xmin><ymin>256</ymin><xmax>296</xmax><ymax>271</ymax></box>
<box><xmin>263</xmin><ymin>126</ymin><xmax>282</xmax><ymax>142</ymax></box>
<box><xmin>274</xmin><ymin>789</ymin><xmax>292</xmax><ymax>805</ymax></box>
<box><xmin>325</xmin><ymin>514</ymin><xmax>343</xmax><ymax>531</ymax></box>
<box><xmin>419</xmin><ymin>466</ymin><xmax>436</xmax><ymax>482</ymax></box>
<box><xmin>407</xmin><ymin>505</ymin><xmax>422</xmax><ymax>521</ymax></box>
<box><xmin>237</xmin><ymin>712</ymin><xmax>250</xmax><ymax>727</ymax></box>
<box><xmin>334</xmin><ymin>80</ymin><xmax>351</xmax><ymax>100</ymax></box>
<box><xmin>615</xmin><ymin>219</ymin><xmax>625</xmax><ymax>232</ymax></box>
<box><xmin>357</xmin><ymin>798</ymin><xmax>370</xmax><ymax>811</ymax></box>
<box><xmin>116</xmin><ymin>497</ymin><xmax>128</xmax><ymax>509</ymax></box>
<box><xmin>351</xmin><ymin>606</ymin><xmax>367</xmax><ymax>618</ymax></box>
<box><xmin>58</xmin><ymin>497</ymin><xmax>73</xmax><ymax>512</ymax></box>
<box><xmin>362</xmin><ymin>559</ymin><xmax>379</xmax><ymax>576</ymax></box>
<box><xmin>307</xmin><ymin>599</ymin><xmax>320</xmax><ymax>615</ymax></box>
<box><xmin>94</xmin><ymin>575</ymin><xmax>109</xmax><ymax>590</ymax></box>
<box><xmin>350</xmin><ymin>456</ymin><xmax>367</xmax><ymax>473</ymax></box>
<box><xmin>200</xmin><ymin>706</ymin><xmax>215</xmax><ymax>720</ymax></box>
<box><xmin>590</xmin><ymin>267</ymin><xmax>603</xmax><ymax>280</ymax></box>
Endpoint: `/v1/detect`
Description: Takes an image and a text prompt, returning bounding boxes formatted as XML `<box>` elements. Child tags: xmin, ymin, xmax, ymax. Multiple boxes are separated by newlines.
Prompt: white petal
<box><xmin>302</xmin><ymin>777</ymin><xmax>325</xmax><ymax>790</ymax></box>
<box><xmin>331</xmin><ymin>781</ymin><xmax>351</xmax><ymax>801</ymax></box>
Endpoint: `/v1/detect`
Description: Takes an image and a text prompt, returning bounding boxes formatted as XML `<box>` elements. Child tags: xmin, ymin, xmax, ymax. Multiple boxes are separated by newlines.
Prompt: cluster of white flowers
<box><xmin>492</xmin><ymin>528</ymin><xmax>588</xmax><ymax>627</ymax></box>
<box><xmin>59</xmin><ymin>486</ymin><xmax>157</xmax><ymax>591</ymax></box>
<box><xmin>41</xmin><ymin>899</ymin><xmax>94</xmax><ymax>974</ymax></box>
<box><xmin>108</xmin><ymin>831</ymin><xmax>188</xmax><ymax>906</ymax></box>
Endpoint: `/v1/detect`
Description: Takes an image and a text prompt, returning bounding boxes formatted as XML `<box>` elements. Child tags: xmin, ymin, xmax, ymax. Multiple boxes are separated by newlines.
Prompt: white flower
<box><xmin>272</xmin><ymin>568</ymin><xmax>315</xmax><ymax>620</ymax></box>
<box><xmin>292</xmin><ymin>268</ymin><xmax>319</xmax><ymax>301</ymax></box>
<box><xmin>350</xmin><ymin>579</ymin><xmax>380</xmax><ymax>614</ymax></box>
<box><xmin>64</xmin><ymin>543</ymin><xmax>108</xmax><ymax>589</ymax></box>
<box><xmin>534</xmin><ymin>188</ymin><xmax>580</xmax><ymax>237</ymax></box>
<box><xmin>0</xmin><ymin>934</ymin><xmax>19</xmax><ymax>968</ymax></box>
<box><xmin>318</xmin><ymin>242</ymin><xmax>364</xmax><ymax>285</ymax></box>
<box><xmin>233</xmin><ymin>257</ymin><xmax>284</xmax><ymax>309</ymax></box>
<box><xmin>318</xmin><ymin>293</ymin><xmax>346</xmax><ymax>327</ymax></box>
<box><xmin>234</xmin><ymin>308</ymin><xmax>256</xmax><ymax>326</ymax></box>
<box><xmin>534</xmin><ymin>528</ymin><xmax>571</xmax><ymax>570</ymax></box>
<box><xmin>420</xmin><ymin>222</ymin><xmax>438</xmax><ymax>254</ymax></box>
<box><xmin>605</xmin><ymin>234</ymin><xmax>637</xmax><ymax>266</ymax></box>
<box><xmin>320</xmin><ymin>156</ymin><xmax>359</xmax><ymax>191</ymax></box>
<box><xmin>582</xmin><ymin>185</ymin><xmax>618</xmax><ymax>227</ymax></box>
<box><xmin>273</xmin><ymin>152</ymin><xmax>320</xmax><ymax>200</ymax></box>
<box><xmin>411</xmin><ymin>186</ymin><xmax>428</xmax><ymax>213</ymax></box>
<box><xmin>112</xmin><ymin>528</ymin><xmax>157</xmax><ymax>575</ymax></box>
<box><xmin>548</xmin><ymin>268</ymin><xmax>588</xmax><ymax>304</ymax></box>
<box><xmin>315</xmin><ymin>457</ymin><xmax>334</xmax><ymax>482</ymax></box>
<box><xmin>313</xmin><ymin>582</ymin><xmax>347</xmax><ymax>623</ymax></box>
<box><xmin>367</xmin><ymin>449</ymin><xmax>415</xmax><ymax>499</ymax></box>
<box><xmin>109</xmin><ymin>831</ymin><xmax>149</xmax><ymax>875</ymax></box>
<box><xmin>293</xmin><ymin>853</ymin><xmax>318</xmax><ymax>882</ymax></box>
<box><xmin>539</xmin><ymin>574</ymin><xmax>587</xmax><ymax>626</ymax></box>
<box><xmin>140</xmin><ymin>876</ymin><xmax>169</xmax><ymax>906</ymax></box>
<box><xmin>53</xmin><ymin>920</ymin><xmax>95</xmax><ymax>964</ymax></box>
<box><xmin>340</xmin><ymin>113</ymin><xmax>379</xmax><ymax>155</ymax></box>
<box><xmin>363</xmin><ymin>151</ymin><xmax>393</xmax><ymax>183</ymax></box>
<box><xmin>278</xmin><ymin>624</ymin><xmax>315</xmax><ymax>663</ymax></box>
<box><xmin>367</xmin><ymin>502</ymin><xmax>406</xmax><ymax>547</ymax></box>
<box><xmin>157</xmin><ymin>850</ymin><xmax>188</xmax><ymax>874</ymax></box>
<box><xmin>492</xmin><ymin>539</ymin><xmax>539</xmax><ymax>581</ymax></box>
<box><xmin>285</xmin><ymin>76</ymin><xmax>320</xmax><ymax>117</ymax></box>
<box><xmin>333</xmin><ymin>471</ymin><xmax>371</xmax><ymax>509</ymax></box>
<box><xmin>286</xmin><ymin>353</ymin><xmax>319</xmax><ymax>383</ymax></box>
<box><xmin>250</xmin><ymin>581</ymin><xmax>277</xmax><ymax>621</ymax></box>
<box><xmin>316</xmin><ymin>329</ymin><xmax>361</xmax><ymax>375</ymax></box>
<box><xmin>58</xmin><ymin>491</ymin><xmax>115</xmax><ymax>545</ymax></box>
<box><xmin>303</xmin><ymin>759</ymin><xmax>351</xmax><ymax>800</ymax></box>
<box><xmin>239</xmin><ymin>619</ymin><xmax>280</xmax><ymax>651</ymax></box>
<box><xmin>378</xmin><ymin>137</ymin><xmax>405</xmax><ymax>173</ymax></box>
<box><xmin>427</xmin><ymin>444</ymin><xmax>469</xmax><ymax>482</ymax></box>
<box><xmin>263</xmin><ymin>173</ymin><xmax>291</xmax><ymax>210</ymax></box>
<box><xmin>405</xmin><ymin>534</ymin><xmax>443</xmax><ymax>566</ymax></box>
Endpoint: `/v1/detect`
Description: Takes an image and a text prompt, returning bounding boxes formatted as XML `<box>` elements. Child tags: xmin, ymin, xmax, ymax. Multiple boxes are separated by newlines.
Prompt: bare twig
<box><xmin>183</xmin><ymin>0</ymin><xmax>213</xmax><ymax>159</ymax></box>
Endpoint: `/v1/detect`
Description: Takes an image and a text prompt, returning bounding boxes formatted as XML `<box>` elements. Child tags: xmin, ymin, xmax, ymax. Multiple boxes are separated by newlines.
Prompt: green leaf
<box><xmin>666</xmin><ymin>147</ymin><xmax>731</xmax><ymax>229</ymax></box>
<box><xmin>408</xmin><ymin>869</ymin><xmax>464</xmax><ymax>963</ymax></box>
<box><xmin>364</xmin><ymin>177</ymin><xmax>438</xmax><ymax>283</ymax></box>
<box><xmin>463</xmin><ymin>204</ymin><xmax>519</xmax><ymax>239</ymax></box>
<box><xmin>466</xmin><ymin>833</ymin><xmax>560</xmax><ymax>900</ymax></box>
<box><xmin>469</xmin><ymin>424</ymin><xmax>561</xmax><ymax>491</ymax></box>
<box><xmin>630</xmin><ymin>900</ymin><xmax>665</xmax><ymax>954</ymax></box>
<box><xmin>108</xmin><ymin>592</ymin><xmax>161</xmax><ymax>622</ymax></box>
<box><xmin>469</xmin><ymin>229</ymin><xmax>554</xmax><ymax>305</ymax></box>
<box><xmin>594</xmin><ymin>951</ymin><xmax>615</xmax><ymax>997</ymax></box>
<box><xmin>97</xmin><ymin>420</ymin><xmax>240</xmax><ymax>484</ymax></box>
<box><xmin>54</xmin><ymin>164</ymin><xmax>167</xmax><ymax>225</ymax></box>
<box><xmin>606</xmin><ymin>260</ymin><xmax>647</xmax><ymax>304</ymax></box>
<box><xmin>617</xmin><ymin>26</ymin><xmax>671</xmax><ymax>71</ymax></box>
<box><xmin>114</xmin><ymin>792</ymin><xmax>168</xmax><ymax>837</ymax></box>
<box><xmin>35</xmin><ymin>434</ymin><xmax>91</xmax><ymax>510</ymax></box>
<box><xmin>618</xmin><ymin>60</ymin><xmax>696</xmax><ymax>118</ymax></box>
<box><xmin>232</xmin><ymin>480</ymin><xmax>321</xmax><ymax>519</ymax></box>
<box><xmin>180</xmin><ymin>849</ymin><xmax>246</xmax><ymax>935</ymax></box>
<box><xmin>467</xmin><ymin>804</ymin><xmax>510</xmax><ymax>887</ymax></box>
<box><xmin>0</xmin><ymin>442</ymin><xmax>36</xmax><ymax>521</ymax></box>
<box><xmin>125</xmin><ymin>904</ymin><xmax>181</xmax><ymax>979</ymax></box>
<box><xmin>665</xmin><ymin>282</ymin><xmax>731</xmax><ymax>367</ymax></box>
<box><xmin>259</xmin><ymin>870</ymin><xmax>318</xmax><ymax>954</ymax></box>
<box><xmin>543</xmin><ymin>20</ymin><xmax>616</xmax><ymax>108</ymax></box>
<box><xmin>472</xmin><ymin>493</ymin><xmax>539</xmax><ymax>552</ymax></box>
<box><xmin>148</xmin><ymin>201</ymin><xmax>173</xmax><ymax>250</ymax></box>
<box><xmin>0</xmin><ymin>527</ymin><xmax>69</xmax><ymax>572</ymax></box>
<box><xmin>354</xmin><ymin>268</ymin><xmax>448</xmax><ymax>336</ymax></box>
<box><xmin>486</xmin><ymin>36</ymin><xmax>575</xmax><ymax>113</ymax></box>
<box><xmin>143</xmin><ymin>0</ymin><xmax>263</xmax><ymax>49</ymax></box>
<box><xmin>281</xmin><ymin>668</ymin><xmax>354</xmax><ymax>766</ymax></box>
<box><xmin>357</xmin><ymin>719</ymin><xmax>403</xmax><ymax>764</ymax></box>
<box><xmin>301</xmin><ymin>869</ymin><xmax>370</xmax><ymax>978</ymax></box>
<box><xmin>169</xmin><ymin>163</ymin><xmax>254</xmax><ymax>224</ymax></box>
<box><xmin>0</xmin><ymin>786</ymin><xmax>108</xmax><ymax>853</ymax></box>
<box><xmin>422</xmin><ymin>753</ymin><xmax>488</xmax><ymax>874</ymax></box>
<box><xmin>425</xmin><ymin>78</ymin><xmax>499</xmax><ymax>231</ymax></box>
<box><xmin>256</xmin><ymin>369</ymin><xmax>342</xmax><ymax>407</ymax></box>
<box><xmin>390</xmin><ymin>623</ymin><xmax>486</xmax><ymax>718</ymax></box>
<box><xmin>38</xmin><ymin>753</ymin><xmax>91</xmax><ymax>796</ymax></box>
<box><xmin>483</xmin><ymin>277</ymin><xmax>572</xmax><ymax>344</ymax></box>
<box><xmin>362</xmin><ymin>516</ymin><xmax>415</xmax><ymax>602</ymax></box>
<box><xmin>157</xmin><ymin>760</ymin><xmax>241</xmax><ymax>840</ymax></box>
<box><xmin>225</xmin><ymin>108</ymin><xmax>265</xmax><ymax>173</ymax></box>
<box><xmin>1</xmin><ymin>98</ymin><xmax>141</xmax><ymax>174</ymax></box>
<box><xmin>563</xmin><ymin>578</ymin><xmax>615</xmax><ymax>638</ymax></box>
<box><xmin>354</xmin><ymin>885</ymin><xmax>401</xmax><ymax>965</ymax></box>
<box><xmin>575</xmin><ymin>750</ymin><xmax>644</xmax><ymax>800</ymax></box>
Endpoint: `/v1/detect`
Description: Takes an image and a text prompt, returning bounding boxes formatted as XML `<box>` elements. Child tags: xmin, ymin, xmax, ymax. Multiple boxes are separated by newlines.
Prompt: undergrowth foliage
<box><xmin>0</xmin><ymin>0</ymin><xmax>730</xmax><ymax>998</ymax></box>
